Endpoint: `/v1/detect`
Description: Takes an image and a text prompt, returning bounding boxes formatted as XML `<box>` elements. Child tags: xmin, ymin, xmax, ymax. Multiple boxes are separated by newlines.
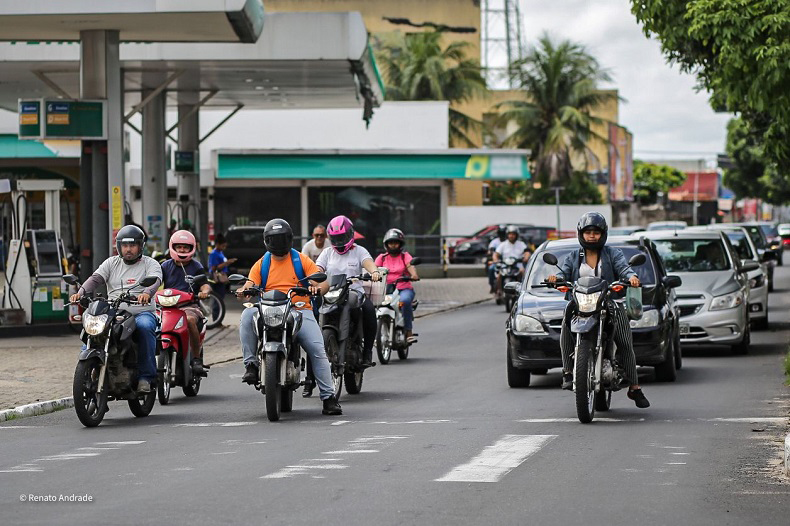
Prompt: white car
<box><xmin>647</xmin><ymin>220</ymin><xmax>688</xmax><ymax>231</ymax></box>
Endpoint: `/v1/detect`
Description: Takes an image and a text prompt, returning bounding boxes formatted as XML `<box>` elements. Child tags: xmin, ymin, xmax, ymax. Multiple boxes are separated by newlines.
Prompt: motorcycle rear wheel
<box><xmin>281</xmin><ymin>385</ymin><xmax>294</xmax><ymax>412</ymax></box>
<box><xmin>575</xmin><ymin>339</ymin><xmax>596</xmax><ymax>424</ymax></box>
<box><xmin>73</xmin><ymin>359</ymin><xmax>108</xmax><ymax>428</ymax></box>
<box><xmin>182</xmin><ymin>348</ymin><xmax>201</xmax><ymax>397</ymax></box>
<box><xmin>322</xmin><ymin>329</ymin><xmax>344</xmax><ymax>400</ymax></box>
<box><xmin>376</xmin><ymin>319</ymin><xmax>392</xmax><ymax>365</ymax></box>
<box><xmin>265</xmin><ymin>352</ymin><xmax>282</xmax><ymax>422</ymax></box>
<box><xmin>128</xmin><ymin>389</ymin><xmax>157</xmax><ymax>417</ymax></box>
<box><xmin>594</xmin><ymin>390</ymin><xmax>612</xmax><ymax>411</ymax></box>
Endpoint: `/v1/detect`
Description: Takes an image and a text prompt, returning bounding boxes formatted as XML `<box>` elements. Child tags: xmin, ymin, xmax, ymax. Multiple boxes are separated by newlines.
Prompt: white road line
<box><xmin>518</xmin><ymin>418</ymin><xmax>644</xmax><ymax>423</ymax></box>
<box><xmin>331</xmin><ymin>420</ymin><xmax>352</xmax><ymax>426</ymax></box>
<box><xmin>0</xmin><ymin>468</ymin><xmax>44</xmax><ymax>473</ymax></box>
<box><xmin>666</xmin><ymin>462</ymin><xmax>687</xmax><ymax>465</ymax></box>
<box><xmin>436</xmin><ymin>434</ymin><xmax>557</xmax><ymax>483</ymax></box>
<box><xmin>262</xmin><ymin>464</ymin><xmax>349</xmax><ymax>479</ymax></box>
<box><xmin>707</xmin><ymin>417</ymin><xmax>786</xmax><ymax>423</ymax></box>
<box><xmin>77</xmin><ymin>447</ymin><xmax>120</xmax><ymax>451</ymax></box>
<box><xmin>173</xmin><ymin>422</ymin><xmax>256</xmax><ymax>427</ymax></box>
<box><xmin>322</xmin><ymin>449</ymin><xmax>379</xmax><ymax>454</ymax></box>
<box><xmin>0</xmin><ymin>426</ymin><xmax>38</xmax><ymax>429</ymax></box>
<box><xmin>373</xmin><ymin>420</ymin><xmax>455</xmax><ymax>425</ymax></box>
<box><xmin>36</xmin><ymin>453</ymin><xmax>102</xmax><ymax>461</ymax></box>
<box><xmin>95</xmin><ymin>441</ymin><xmax>146</xmax><ymax>445</ymax></box>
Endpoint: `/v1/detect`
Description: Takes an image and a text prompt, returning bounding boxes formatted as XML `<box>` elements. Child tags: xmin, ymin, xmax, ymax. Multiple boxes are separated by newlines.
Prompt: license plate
<box><xmin>679</xmin><ymin>324</ymin><xmax>690</xmax><ymax>335</ymax></box>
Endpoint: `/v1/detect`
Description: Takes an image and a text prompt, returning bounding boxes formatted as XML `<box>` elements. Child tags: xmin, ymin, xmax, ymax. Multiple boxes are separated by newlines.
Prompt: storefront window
<box><xmin>213</xmin><ymin>187</ymin><xmax>301</xmax><ymax>236</ymax></box>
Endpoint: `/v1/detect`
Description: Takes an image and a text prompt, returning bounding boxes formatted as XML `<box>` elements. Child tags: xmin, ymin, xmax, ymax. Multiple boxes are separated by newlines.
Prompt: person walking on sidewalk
<box><xmin>69</xmin><ymin>225</ymin><xmax>162</xmax><ymax>393</ymax></box>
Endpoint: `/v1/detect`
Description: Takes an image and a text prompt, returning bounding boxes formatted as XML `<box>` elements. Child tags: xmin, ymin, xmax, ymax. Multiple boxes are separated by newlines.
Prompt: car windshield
<box><xmin>527</xmin><ymin>245</ymin><xmax>656</xmax><ymax>295</ymax></box>
<box><xmin>653</xmin><ymin>238</ymin><xmax>731</xmax><ymax>272</ymax></box>
<box><xmin>724</xmin><ymin>231</ymin><xmax>754</xmax><ymax>260</ymax></box>
<box><xmin>648</xmin><ymin>223</ymin><xmax>686</xmax><ymax>231</ymax></box>
<box><xmin>226</xmin><ymin>230</ymin><xmax>264</xmax><ymax>246</ymax></box>
<box><xmin>741</xmin><ymin>226</ymin><xmax>766</xmax><ymax>249</ymax></box>
<box><xmin>759</xmin><ymin>224</ymin><xmax>778</xmax><ymax>238</ymax></box>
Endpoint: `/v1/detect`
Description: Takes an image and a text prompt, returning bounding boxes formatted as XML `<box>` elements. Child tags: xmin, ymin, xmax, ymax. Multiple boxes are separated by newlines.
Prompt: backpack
<box><xmin>259</xmin><ymin>249</ymin><xmax>306</xmax><ymax>288</ymax></box>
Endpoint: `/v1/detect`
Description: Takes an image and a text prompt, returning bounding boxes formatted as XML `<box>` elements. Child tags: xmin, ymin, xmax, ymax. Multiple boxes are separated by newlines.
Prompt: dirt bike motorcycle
<box><xmin>230</xmin><ymin>271</ymin><xmax>326</xmax><ymax>422</ymax></box>
<box><xmin>320</xmin><ymin>273</ymin><xmax>373</xmax><ymax>399</ymax></box>
<box><xmin>541</xmin><ymin>251</ymin><xmax>646</xmax><ymax>424</ymax></box>
<box><xmin>495</xmin><ymin>256</ymin><xmax>521</xmax><ymax>312</ymax></box>
<box><xmin>154</xmin><ymin>274</ymin><xmax>210</xmax><ymax>405</ymax></box>
<box><xmin>375</xmin><ymin>258</ymin><xmax>421</xmax><ymax>364</ymax></box>
<box><xmin>63</xmin><ymin>273</ymin><xmax>160</xmax><ymax>428</ymax></box>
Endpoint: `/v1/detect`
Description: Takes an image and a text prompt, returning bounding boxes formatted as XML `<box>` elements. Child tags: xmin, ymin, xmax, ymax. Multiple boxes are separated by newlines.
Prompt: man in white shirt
<box><xmin>487</xmin><ymin>225</ymin><xmax>507</xmax><ymax>292</ymax></box>
<box><xmin>302</xmin><ymin>224</ymin><xmax>328</xmax><ymax>262</ymax></box>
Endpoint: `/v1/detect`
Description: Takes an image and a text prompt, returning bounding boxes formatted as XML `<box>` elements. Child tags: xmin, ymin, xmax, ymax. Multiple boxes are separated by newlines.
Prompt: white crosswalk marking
<box><xmin>0</xmin><ymin>440</ymin><xmax>145</xmax><ymax>474</ymax></box>
<box><xmin>436</xmin><ymin>435</ymin><xmax>556</xmax><ymax>483</ymax></box>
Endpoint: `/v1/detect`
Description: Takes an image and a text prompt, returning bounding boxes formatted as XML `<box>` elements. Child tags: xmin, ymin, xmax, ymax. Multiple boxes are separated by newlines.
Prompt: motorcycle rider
<box><xmin>487</xmin><ymin>224</ymin><xmax>507</xmax><ymax>293</ymax></box>
<box><xmin>235</xmin><ymin>218</ymin><xmax>342</xmax><ymax>416</ymax></box>
<box><xmin>68</xmin><ymin>225</ymin><xmax>163</xmax><ymax>393</ymax></box>
<box><xmin>492</xmin><ymin>225</ymin><xmax>531</xmax><ymax>293</ymax></box>
<box><xmin>374</xmin><ymin>228</ymin><xmax>420</xmax><ymax>343</ymax></box>
<box><xmin>546</xmin><ymin>212</ymin><xmax>649</xmax><ymax>408</ymax></box>
<box><xmin>316</xmin><ymin>215</ymin><xmax>382</xmax><ymax>369</ymax></box>
<box><xmin>160</xmin><ymin>230</ymin><xmax>212</xmax><ymax>376</ymax></box>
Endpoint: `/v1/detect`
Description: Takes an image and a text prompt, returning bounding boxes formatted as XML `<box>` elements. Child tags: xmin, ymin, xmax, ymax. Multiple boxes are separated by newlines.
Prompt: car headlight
<box><xmin>83</xmin><ymin>313</ymin><xmax>109</xmax><ymax>336</ymax></box>
<box><xmin>513</xmin><ymin>314</ymin><xmax>547</xmax><ymax>334</ymax></box>
<box><xmin>324</xmin><ymin>289</ymin><xmax>343</xmax><ymax>304</ymax></box>
<box><xmin>381</xmin><ymin>294</ymin><xmax>393</xmax><ymax>306</ymax></box>
<box><xmin>157</xmin><ymin>295</ymin><xmax>181</xmax><ymax>307</ymax></box>
<box><xmin>575</xmin><ymin>291</ymin><xmax>602</xmax><ymax>313</ymax></box>
<box><xmin>749</xmin><ymin>275</ymin><xmax>765</xmax><ymax>289</ymax></box>
<box><xmin>630</xmin><ymin>309</ymin><xmax>659</xmax><ymax>329</ymax></box>
<box><xmin>263</xmin><ymin>306</ymin><xmax>286</xmax><ymax>327</ymax></box>
<box><xmin>458</xmin><ymin>242</ymin><xmax>471</xmax><ymax>251</ymax></box>
<box><xmin>710</xmin><ymin>291</ymin><xmax>744</xmax><ymax>311</ymax></box>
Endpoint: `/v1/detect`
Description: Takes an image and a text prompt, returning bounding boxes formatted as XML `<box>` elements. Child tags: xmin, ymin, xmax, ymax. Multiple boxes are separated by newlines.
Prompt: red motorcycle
<box><xmin>155</xmin><ymin>275</ymin><xmax>210</xmax><ymax>404</ymax></box>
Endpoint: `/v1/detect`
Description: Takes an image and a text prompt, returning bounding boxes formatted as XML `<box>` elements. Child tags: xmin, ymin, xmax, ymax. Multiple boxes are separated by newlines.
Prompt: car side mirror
<box><xmin>739</xmin><ymin>260</ymin><xmax>760</xmax><ymax>273</ymax></box>
<box><xmin>410</xmin><ymin>257</ymin><xmax>422</xmax><ymax>266</ymax></box>
<box><xmin>62</xmin><ymin>274</ymin><xmax>79</xmax><ymax>286</ymax></box>
<box><xmin>542</xmin><ymin>253</ymin><xmax>558</xmax><ymax>266</ymax></box>
<box><xmin>662</xmin><ymin>275</ymin><xmax>682</xmax><ymax>289</ymax></box>
<box><xmin>629</xmin><ymin>253</ymin><xmax>647</xmax><ymax>266</ymax></box>
<box><xmin>228</xmin><ymin>274</ymin><xmax>249</xmax><ymax>284</ymax></box>
<box><xmin>139</xmin><ymin>275</ymin><xmax>159</xmax><ymax>287</ymax></box>
<box><xmin>306</xmin><ymin>272</ymin><xmax>327</xmax><ymax>283</ymax></box>
<box><xmin>504</xmin><ymin>281</ymin><xmax>521</xmax><ymax>294</ymax></box>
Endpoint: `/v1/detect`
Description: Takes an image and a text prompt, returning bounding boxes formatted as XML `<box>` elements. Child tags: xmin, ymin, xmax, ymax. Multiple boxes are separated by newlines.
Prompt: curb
<box><xmin>785</xmin><ymin>433</ymin><xmax>790</xmax><ymax>477</ymax></box>
<box><xmin>0</xmin><ymin>297</ymin><xmax>491</xmax><ymax>423</ymax></box>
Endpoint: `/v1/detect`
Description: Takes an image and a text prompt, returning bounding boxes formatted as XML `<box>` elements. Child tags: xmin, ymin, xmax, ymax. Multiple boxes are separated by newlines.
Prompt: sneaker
<box><xmin>302</xmin><ymin>379</ymin><xmax>315</xmax><ymax>398</ymax></box>
<box><xmin>192</xmin><ymin>357</ymin><xmax>208</xmax><ymax>377</ymax></box>
<box><xmin>322</xmin><ymin>395</ymin><xmax>343</xmax><ymax>415</ymax></box>
<box><xmin>242</xmin><ymin>363</ymin><xmax>259</xmax><ymax>384</ymax></box>
<box><xmin>360</xmin><ymin>360</ymin><xmax>376</xmax><ymax>369</ymax></box>
<box><xmin>561</xmin><ymin>372</ymin><xmax>573</xmax><ymax>391</ymax></box>
<box><xmin>627</xmin><ymin>388</ymin><xmax>650</xmax><ymax>408</ymax></box>
<box><xmin>137</xmin><ymin>379</ymin><xmax>151</xmax><ymax>393</ymax></box>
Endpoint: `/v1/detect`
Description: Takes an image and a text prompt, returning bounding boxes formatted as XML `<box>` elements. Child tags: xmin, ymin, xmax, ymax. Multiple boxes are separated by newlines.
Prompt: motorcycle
<box><xmin>495</xmin><ymin>256</ymin><xmax>521</xmax><ymax>312</ymax></box>
<box><xmin>154</xmin><ymin>274</ymin><xmax>210</xmax><ymax>405</ymax></box>
<box><xmin>229</xmin><ymin>271</ymin><xmax>326</xmax><ymax>422</ymax></box>
<box><xmin>62</xmin><ymin>273</ymin><xmax>160</xmax><ymax>428</ymax></box>
<box><xmin>541</xmin><ymin>251</ymin><xmax>646</xmax><ymax>424</ymax></box>
<box><xmin>375</xmin><ymin>258</ymin><xmax>421</xmax><ymax>364</ymax></box>
<box><xmin>320</xmin><ymin>273</ymin><xmax>373</xmax><ymax>400</ymax></box>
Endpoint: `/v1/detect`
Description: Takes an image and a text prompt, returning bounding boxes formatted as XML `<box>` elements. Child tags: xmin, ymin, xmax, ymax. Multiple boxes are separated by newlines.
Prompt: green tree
<box><xmin>375</xmin><ymin>31</ymin><xmax>488</xmax><ymax>147</ymax></box>
<box><xmin>496</xmin><ymin>35</ymin><xmax>618</xmax><ymax>187</ymax></box>
<box><xmin>633</xmin><ymin>161</ymin><xmax>686</xmax><ymax>205</ymax></box>
<box><xmin>487</xmin><ymin>172</ymin><xmax>602</xmax><ymax>205</ymax></box>
<box><xmin>630</xmin><ymin>0</ymin><xmax>790</xmax><ymax>171</ymax></box>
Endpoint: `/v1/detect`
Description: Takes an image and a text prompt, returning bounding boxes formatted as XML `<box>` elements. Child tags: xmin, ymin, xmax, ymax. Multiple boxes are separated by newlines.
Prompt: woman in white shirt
<box><xmin>316</xmin><ymin>215</ymin><xmax>382</xmax><ymax>368</ymax></box>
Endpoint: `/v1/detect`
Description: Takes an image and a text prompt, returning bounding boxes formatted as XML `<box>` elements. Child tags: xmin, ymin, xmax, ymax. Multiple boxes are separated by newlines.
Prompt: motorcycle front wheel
<box><xmin>73</xmin><ymin>359</ymin><xmax>108</xmax><ymax>428</ymax></box>
<box><xmin>157</xmin><ymin>350</ymin><xmax>172</xmax><ymax>405</ymax></box>
<box><xmin>574</xmin><ymin>338</ymin><xmax>596</xmax><ymax>424</ymax></box>
<box><xmin>265</xmin><ymin>352</ymin><xmax>282</xmax><ymax>422</ymax></box>
<box><xmin>199</xmin><ymin>293</ymin><xmax>226</xmax><ymax>329</ymax></box>
<box><xmin>376</xmin><ymin>318</ymin><xmax>392</xmax><ymax>365</ymax></box>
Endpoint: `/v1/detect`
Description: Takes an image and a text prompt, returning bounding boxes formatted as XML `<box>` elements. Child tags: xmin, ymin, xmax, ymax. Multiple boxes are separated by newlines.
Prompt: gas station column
<box><xmin>79</xmin><ymin>29</ymin><xmax>123</xmax><ymax>270</ymax></box>
<box><xmin>141</xmin><ymin>77</ymin><xmax>168</xmax><ymax>255</ymax></box>
<box><xmin>177</xmin><ymin>89</ymin><xmax>202</xmax><ymax>252</ymax></box>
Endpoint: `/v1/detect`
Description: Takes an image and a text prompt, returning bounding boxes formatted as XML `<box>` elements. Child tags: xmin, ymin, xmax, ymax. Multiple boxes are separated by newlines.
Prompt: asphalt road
<box><xmin>2</xmin><ymin>268</ymin><xmax>789</xmax><ymax>526</ymax></box>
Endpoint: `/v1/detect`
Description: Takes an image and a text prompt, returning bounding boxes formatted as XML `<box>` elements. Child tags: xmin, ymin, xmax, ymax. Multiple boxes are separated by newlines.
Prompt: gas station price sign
<box><xmin>18</xmin><ymin>98</ymin><xmax>107</xmax><ymax>140</ymax></box>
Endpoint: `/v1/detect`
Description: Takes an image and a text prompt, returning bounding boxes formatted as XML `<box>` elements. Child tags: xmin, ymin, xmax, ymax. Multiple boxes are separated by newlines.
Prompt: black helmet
<box><xmin>263</xmin><ymin>218</ymin><xmax>293</xmax><ymax>257</ymax></box>
<box><xmin>506</xmin><ymin>225</ymin><xmax>519</xmax><ymax>239</ymax></box>
<box><xmin>115</xmin><ymin>224</ymin><xmax>146</xmax><ymax>264</ymax></box>
<box><xmin>577</xmin><ymin>212</ymin><xmax>608</xmax><ymax>250</ymax></box>
<box><xmin>383</xmin><ymin>228</ymin><xmax>405</xmax><ymax>255</ymax></box>
<box><xmin>497</xmin><ymin>224</ymin><xmax>507</xmax><ymax>241</ymax></box>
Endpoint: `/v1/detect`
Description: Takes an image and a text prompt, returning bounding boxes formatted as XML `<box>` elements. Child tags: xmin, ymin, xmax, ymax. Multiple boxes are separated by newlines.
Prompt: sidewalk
<box><xmin>0</xmin><ymin>277</ymin><xmax>490</xmax><ymax>414</ymax></box>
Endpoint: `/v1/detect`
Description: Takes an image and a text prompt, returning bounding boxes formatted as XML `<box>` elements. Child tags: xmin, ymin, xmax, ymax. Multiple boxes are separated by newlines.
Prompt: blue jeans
<box><xmin>398</xmin><ymin>288</ymin><xmax>416</xmax><ymax>330</ymax></box>
<box><xmin>487</xmin><ymin>263</ymin><xmax>497</xmax><ymax>289</ymax></box>
<box><xmin>134</xmin><ymin>311</ymin><xmax>158</xmax><ymax>382</ymax></box>
<box><xmin>240</xmin><ymin>307</ymin><xmax>335</xmax><ymax>400</ymax></box>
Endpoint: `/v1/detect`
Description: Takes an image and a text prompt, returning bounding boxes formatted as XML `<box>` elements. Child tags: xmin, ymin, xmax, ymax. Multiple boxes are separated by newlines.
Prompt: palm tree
<box><xmin>497</xmin><ymin>35</ymin><xmax>618</xmax><ymax>185</ymax></box>
<box><xmin>375</xmin><ymin>31</ymin><xmax>488</xmax><ymax>147</ymax></box>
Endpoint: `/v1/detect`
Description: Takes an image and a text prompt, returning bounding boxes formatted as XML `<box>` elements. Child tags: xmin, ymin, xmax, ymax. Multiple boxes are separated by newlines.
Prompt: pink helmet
<box><xmin>169</xmin><ymin>230</ymin><xmax>196</xmax><ymax>263</ymax></box>
<box><xmin>327</xmin><ymin>215</ymin><xmax>355</xmax><ymax>254</ymax></box>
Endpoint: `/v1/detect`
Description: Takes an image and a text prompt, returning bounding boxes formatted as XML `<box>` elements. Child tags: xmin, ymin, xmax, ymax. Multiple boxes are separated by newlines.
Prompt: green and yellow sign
<box><xmin>18</xmin><ymin>99</ymin><xmax>106</xmax><ymax>140</ymax></box>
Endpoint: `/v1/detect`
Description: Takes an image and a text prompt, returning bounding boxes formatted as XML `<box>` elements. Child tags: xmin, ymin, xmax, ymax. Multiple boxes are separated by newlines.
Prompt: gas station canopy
<box><xmin>0</xmin><ymin>0</ymin><xmax>264</xmax><ymax>43</ymax></box>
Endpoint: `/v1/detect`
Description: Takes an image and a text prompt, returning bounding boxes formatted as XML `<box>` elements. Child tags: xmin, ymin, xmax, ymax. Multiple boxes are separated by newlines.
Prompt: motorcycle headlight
<box><xmin>575</xmin><ymin>291</ymin><xmax>602</xmax><ymax>313</ymax></box>
<box><xmin>381</xmin><ymin>294</ymin><xmax>394</xmax><ymax>306</ymax></box>
<box><xmin>630</xmin><ymin>309</ymin><xmax>659</xmax><ymax>329</ymax></box>
<box><xmin>513</xmin><ymin>314</ymin><xmax>547</xmax><ymax>334</ymax></box>
<box><xmin>710</xmin><ymin>291</ymin><xmax>744</xmax><ymax>311</ymax></box>
<box><xmin>504</xmin><ymin>257</ymin><xmax>517</xmax><ymax>266</ymax></box>
<box><xmin>263</xmin><ymin>306</ymin><xmax>286</xmax><ymax>327</ymax></box>
<box><xmin>324</xmin><ymin>289</ymin><xmax>343</xmax><ymax>304</ymax></box>
<box><xmin>157</xmin><ymin>295</ymin><xmax>180</xmax><ymax>307</ymax></box>
<box><xmin>83</xmin><ymin>313</ymin><xmax>109</xmax><ymax>335</ymax></box>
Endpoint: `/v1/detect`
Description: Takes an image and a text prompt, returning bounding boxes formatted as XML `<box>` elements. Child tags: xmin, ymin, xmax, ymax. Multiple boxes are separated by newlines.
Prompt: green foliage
<box><xmin>496</xmin><ymin>34</ymin><xmax>618</xmax><ymax>186</ymax></box>
<box><xmin>630</xmin><ymin>0</ymin><xmax>790</xmax><ymax>172</ymax></box>
<box><xmin>723</xmin><ymin>117</ymin><xmax>790</xmax><ymax>204</ymax></box>
<box><xmin>785</xmin><ymin>347</ymin><xmax>790</xmax><ymax>385</ymax></box>
<box><xmin>487</xmin><ymin>172</ymin><xmax>603</xmax><ymax>205</ymax></box>
<box><xmin>633</xmin><ymin>161</ymin><xmax>687</xmax><ymax>205</ymax></box>
<box><xmin>374</xmin><ymin>31</ymin><xmax>488</xmax><ymax>147</ymax></box>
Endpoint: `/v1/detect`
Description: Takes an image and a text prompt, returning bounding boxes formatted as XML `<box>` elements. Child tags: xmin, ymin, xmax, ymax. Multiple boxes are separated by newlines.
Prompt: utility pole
<box><xmin>693</xmin><ymin>158</ymin><xmax>702</xmax><ymax>226</ymax></box>
<box><xmin>552</xmin><ymin>186</ymin><xmax>564</xmax><ymax>238</ymax></box>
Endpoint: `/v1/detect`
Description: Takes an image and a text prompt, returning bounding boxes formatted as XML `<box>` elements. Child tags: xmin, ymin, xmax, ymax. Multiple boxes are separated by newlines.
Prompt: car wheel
<box><xmin>731</xmin><ymin>323</ymin><xmax>750</xmax><ymax>355</ymax></box>
<box><xmin>506</xmin><ymin>343</ymin><xmax>530</xmax><ymax>388</ymax></box>
<box><xmin>654</xmin><ymin>339</ymin><xmax>677</xmax><ymax>382</ymax></box>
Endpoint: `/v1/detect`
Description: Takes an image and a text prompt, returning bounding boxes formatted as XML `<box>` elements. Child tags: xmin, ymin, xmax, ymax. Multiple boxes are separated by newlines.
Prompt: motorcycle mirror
<box><xmin>306</xmin><ymin>272</ymin><xmax>327</xmax><ymax>283</ymax></box>
<box><xmin>410</xmin><ymin>257</ymin><xmax>422</xmax><ymax>266</ymax></box>
<box><xmin>542</xmin><ymin>253</ymin><xmax>558</xmax><ymax>266</ymax></box>
<box><xmin>189</xmin><ymin>274</ymin><xmax>209</xmax><ymax>287</ymax></box>
<box><xmin>62</xmin><ymin>274</ymin><xmax>79</xmax><ymax>286</ymax></box>
<box><xmin>138</xmin><ymin>275</ymin><xmax>159</xmax><ymax>287</ymax></box>
<box><xmin>228</xmin><ymin>274</ymin><xmax>248</xmax><ymax>284</ymax></box>
<box><xmin>628</xmin><ymin>253</ymin><xmax>647</xmax><ymax>267</ymax></box>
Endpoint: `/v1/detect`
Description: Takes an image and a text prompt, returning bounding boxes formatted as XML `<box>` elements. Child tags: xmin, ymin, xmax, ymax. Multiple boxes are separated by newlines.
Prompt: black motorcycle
<box><xmin>63</xmin><ymin>274</ymin><xmax>160</xmax><ymax>428</ymax></box>
<box><xmin>230</xmin><ymin>272</ymin><xmax>326</xmax><ymax>421</ymax></box>
<box><xmin>541</xmin><ymin>252</ymin><xmax>646</xmax><ymax>423</ymax></box>
<box><xmin>320</xmin><ymin>273</ymin><xmax>372</xmax><ymax>400</ymax></box>
<box><xmin>495</xmin><ymin>256</ymin><xmax>521</xmax><ymax>312</ymax></box>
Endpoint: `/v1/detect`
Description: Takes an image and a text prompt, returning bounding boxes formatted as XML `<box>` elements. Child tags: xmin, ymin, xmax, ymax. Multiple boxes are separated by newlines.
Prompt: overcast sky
<box><xmin>514</xmin><ymin>0</ymin><xmax>731</xmax><ymax>162</ymax></box>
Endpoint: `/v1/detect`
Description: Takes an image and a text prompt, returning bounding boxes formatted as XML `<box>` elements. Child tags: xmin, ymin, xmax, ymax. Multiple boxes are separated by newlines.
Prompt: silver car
<box><xmin>686</xmin><ymin>225</ymin><xmax>769</xmax><ymax>330</ymax></box>
<box><xmin>641</xmin><ymin>231</ymin><xmax>759</xmax><ymax>354</ymax></box>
